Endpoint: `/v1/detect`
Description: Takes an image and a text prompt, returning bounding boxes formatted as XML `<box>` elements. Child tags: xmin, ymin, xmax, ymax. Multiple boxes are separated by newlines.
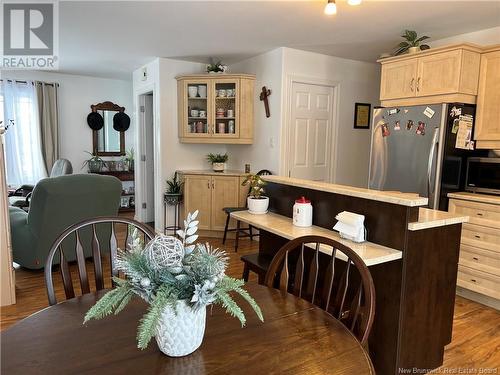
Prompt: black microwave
<box><xmin>465</xmin><ymin>157</ymin><xmax>500</xmax><ymax>195</ymax></box>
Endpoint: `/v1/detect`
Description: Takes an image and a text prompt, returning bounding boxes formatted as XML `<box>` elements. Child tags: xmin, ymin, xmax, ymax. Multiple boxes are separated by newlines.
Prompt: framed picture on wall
<box><xmin>353</xmin><ymin>103</ymin><xmax>371</xmax><ymax>129</ymax></box>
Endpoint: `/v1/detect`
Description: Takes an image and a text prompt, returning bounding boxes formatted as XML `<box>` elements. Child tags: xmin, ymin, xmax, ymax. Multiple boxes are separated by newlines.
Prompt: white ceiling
<box><xmin>58</xmin><ymin>1</ymin><xmax>500</xmax><ymax>80</ymax></box>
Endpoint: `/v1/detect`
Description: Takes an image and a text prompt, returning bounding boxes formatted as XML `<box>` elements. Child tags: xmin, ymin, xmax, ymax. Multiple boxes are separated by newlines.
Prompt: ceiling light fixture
<box><xmin>347</xmin><ymin>0</ymin><xmax>362</xmax><ymax>5</ymax></box>
<box><xmin>324</xmin><ymin>0</ymin><xmax>337</xmax><ymax>15</ymax></box>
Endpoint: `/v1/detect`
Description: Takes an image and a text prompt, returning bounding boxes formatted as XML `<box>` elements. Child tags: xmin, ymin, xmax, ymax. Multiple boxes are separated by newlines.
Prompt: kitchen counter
<box><xmin>231</xmin><ymin>211</ymin><xmax>402</xmax><ymax>266</ymax></box>
<box><xmin>408</xmin><ymin>208</ymin><xmax>469</xmax><ymax>231</ymax></box>
<box><xmin>262</xmin><ymin>175</ymin><xmax>428</xmax><ymax>207</ymax></box>
<box><xmin>448</xmin><ymin>191</ymin><xmax>500</xmax><ymax>205</ymax></box>
<box><xmin>177</xmin><ymin>169</ymin><xmax>248</xmax><ymax>177</ymax></box>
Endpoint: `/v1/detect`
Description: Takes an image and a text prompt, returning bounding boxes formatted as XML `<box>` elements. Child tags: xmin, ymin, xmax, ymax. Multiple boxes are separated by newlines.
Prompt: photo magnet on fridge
<box><xmin>416</xmin><ymin>121</ymin><xmax>426</xmax><ymax>136</ymax></box>
<box><xmin>406</xmin><ymin>120</ymin><xmax>414</xmax><ymax>130</ymax></box>
<box><xmin>381</xmin><ymin>122</ymin><xmax>390</xmax><ymax>137</ymax></box>
<box><xmin>394</xmin><ymin>120</ymin><xmax>401</xmax><ymax>131</ymax></box>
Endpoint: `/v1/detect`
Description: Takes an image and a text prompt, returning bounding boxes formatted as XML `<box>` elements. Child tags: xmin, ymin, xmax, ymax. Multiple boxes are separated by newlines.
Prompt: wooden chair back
<box><xmin>264</xmin><ymin>235</ymin><xmax>375</xmax><ymax>345</ymax></box>
<box><xmin>45</xmin><ymin>216</ymin><xmax>155</xmax><ymax>305</ymax></box>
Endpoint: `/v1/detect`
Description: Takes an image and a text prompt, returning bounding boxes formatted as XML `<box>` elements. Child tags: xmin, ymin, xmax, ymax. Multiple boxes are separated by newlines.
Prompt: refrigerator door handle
<box><xmin>427</xmin><ymin>127</ymin><xmax>440</xmax><ymax>198</ymax></box>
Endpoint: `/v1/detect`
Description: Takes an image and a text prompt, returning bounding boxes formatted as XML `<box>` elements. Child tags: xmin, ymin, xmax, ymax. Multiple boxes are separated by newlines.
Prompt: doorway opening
<box><xmin>286</xmin><ymin>79</ymin><xmax>338</xmax><ymax>182</ymax></box>
<box><xmin>138</xmin><ymin>92</ymin><xmax>155</xmax><ymax>227</ymax></box>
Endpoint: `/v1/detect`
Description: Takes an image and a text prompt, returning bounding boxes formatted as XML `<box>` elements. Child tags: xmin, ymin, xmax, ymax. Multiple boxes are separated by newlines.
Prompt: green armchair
<box><xmin>9</xmin><ymin>174</ymin><xmax>122</xmax><ymax>269</ymax></box>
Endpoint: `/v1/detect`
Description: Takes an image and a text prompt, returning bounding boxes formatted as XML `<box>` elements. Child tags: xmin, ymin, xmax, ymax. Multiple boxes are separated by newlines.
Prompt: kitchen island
<box><xmin>232</xmin><ymin>175</ymin><xmax>468</xmax><ymax>375</ymax></box>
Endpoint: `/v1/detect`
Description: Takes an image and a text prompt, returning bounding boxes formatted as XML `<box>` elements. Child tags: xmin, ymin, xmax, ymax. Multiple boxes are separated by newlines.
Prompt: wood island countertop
<box><xmin>262</xmin><ymin>175</ymin><xmax>429</xmax><ymax>207</ymax></box>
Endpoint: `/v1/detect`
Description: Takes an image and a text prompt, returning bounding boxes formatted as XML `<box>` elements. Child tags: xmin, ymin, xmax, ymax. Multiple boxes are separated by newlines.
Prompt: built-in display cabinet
<box><xmin>378</xmin><ymin>43</ymin><xmax>482</xmax><ymax>107</ymax></box>
<box><xmin>176</xmin><ymin>74</ymin><xmax>255</xmax><ymax>144</ymax></box>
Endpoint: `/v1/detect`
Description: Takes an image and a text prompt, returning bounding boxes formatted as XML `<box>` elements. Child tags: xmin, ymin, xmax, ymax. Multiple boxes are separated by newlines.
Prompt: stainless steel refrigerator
<box><xmin>368</xmin><ymin>104</ymin><xmax>487</xmax><ymax>210</ymax></box>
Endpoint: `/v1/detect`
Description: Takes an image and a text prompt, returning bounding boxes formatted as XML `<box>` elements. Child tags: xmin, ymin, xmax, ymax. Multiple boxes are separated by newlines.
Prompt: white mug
<box><xmin>199</xmin><ymin>110</ymin><xmax>206</xmax><ymax>118</ymax></box>
<box><xmin>218</xmin><ymin>89</ymin><xmax>226</xmax><ymax>98</ymax></box>
<box><xmin>188</xmin><ymin>86</ymin><xmax>198</xmax><ymax>98</ymax></box>
<box><xmin>227</xmin><ymin>109</ymin><xmax>234</xmax><ymax>118</ymax></box>
<box><xmin>191</xmin><ymin>109</ymin><xmax>199</xmax><ymax>117</ymax></box>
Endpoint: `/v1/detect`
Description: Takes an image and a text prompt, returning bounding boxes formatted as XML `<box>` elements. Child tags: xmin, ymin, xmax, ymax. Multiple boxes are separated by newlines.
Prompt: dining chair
<box><xmin>222</xmin><ymin>169</ymin><xmax>272</xmax><ymax>252</ymax></box>
<box><xmin>44</xmin><ymin>216</ymin><xmax>155</xmax><ymax>305</ymax></box>
<box><xmin>264</xmin><ymin>235</ymin><xmax>376</xmax><ymax>345</ymax></box>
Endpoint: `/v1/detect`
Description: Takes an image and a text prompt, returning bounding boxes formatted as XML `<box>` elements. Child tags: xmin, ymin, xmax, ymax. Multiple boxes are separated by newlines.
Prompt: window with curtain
<box><xmin>1</xmin><ymin>80</ymin><xmax>48</xmax><ymax>187</ymax></box>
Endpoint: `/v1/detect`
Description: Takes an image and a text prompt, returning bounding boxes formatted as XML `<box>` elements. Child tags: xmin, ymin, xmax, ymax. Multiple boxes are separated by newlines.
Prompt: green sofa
<box><xmin>9</xmin><ymin>174</ymin><xmax>122</xmax><ymax>269</ymax></box>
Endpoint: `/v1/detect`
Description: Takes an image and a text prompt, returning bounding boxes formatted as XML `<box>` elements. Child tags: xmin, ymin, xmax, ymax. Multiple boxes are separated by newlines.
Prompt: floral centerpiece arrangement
<box><xmin>206</xmin><ymin>59</ymin><xmax>228</xmax><ymax>74</ymax></box>
<box><xmin>84</xmin><ymin>211</ymin><xmax>263</xmax><ymax>356</ymax></box>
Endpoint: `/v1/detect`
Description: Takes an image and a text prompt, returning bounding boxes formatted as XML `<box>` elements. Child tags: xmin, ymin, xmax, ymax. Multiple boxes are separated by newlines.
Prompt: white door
<box><xmin>144</xmin><ymin>94</ymin><xmax>155</xmax><ymax>223</ymax></box>
<box><xmin>289</xmin><ymin>82</ymin><xmax>335</xmax><ymax>182</ymax></box>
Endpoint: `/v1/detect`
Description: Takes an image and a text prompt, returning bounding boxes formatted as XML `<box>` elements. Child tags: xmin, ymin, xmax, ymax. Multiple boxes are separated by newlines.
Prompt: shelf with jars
<box><xmin>176</xmin><ymin>74</ymin><xmax>255</xmax><ymax>144</ymax></box>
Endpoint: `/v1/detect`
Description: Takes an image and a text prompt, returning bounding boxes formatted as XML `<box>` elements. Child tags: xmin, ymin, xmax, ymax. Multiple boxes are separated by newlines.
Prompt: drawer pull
<box><xmin>470</xmin><ymin>279</ymin><xmax>477</xmax><ymax>283</ymax></box>
<box><xmin>472</xmin><ymin>257</ymin><xmax>479</xmax><ymax>261</ymax></box>
<box><xmin>474</xmin><ymin>235</ymin><xmax>481</xmax><ymax>239</ymax></box>
<box><xmin>476</xmin><ymin>213</ymin><xmax>483</xmax><ymax>216</ymax></box>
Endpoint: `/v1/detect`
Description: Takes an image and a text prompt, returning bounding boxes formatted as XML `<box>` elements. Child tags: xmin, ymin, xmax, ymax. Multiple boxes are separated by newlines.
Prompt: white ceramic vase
<box><xmin>247</xmin><ymin>196</ymin><xmax>269</xmax><ymax>214</ymax></box>
<box><xmin>155</xmin><ymin>300</ymin><xmax>206</xmax><ymax>357</ymax></box>
<box><xmin>212</xmin><ymin>162</ymin><xmax>224</xmax><ymax>172</ymax></box>
<box><xmin>188</xmin><ymin>86</ymin><xmax>198</xmax><ymax>98</ymax></box>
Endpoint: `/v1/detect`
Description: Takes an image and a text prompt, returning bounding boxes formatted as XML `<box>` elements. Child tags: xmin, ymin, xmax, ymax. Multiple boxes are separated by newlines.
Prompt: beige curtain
<box><xmin>35</xmin><ymin>81</ymin><xmax>59</xmax><ymax>173</ymax></box>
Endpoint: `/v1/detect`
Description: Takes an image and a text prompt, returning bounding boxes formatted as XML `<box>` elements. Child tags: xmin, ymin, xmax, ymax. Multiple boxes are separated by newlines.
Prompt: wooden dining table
<box><xmin>1</xmin><ymin>283</ymin><xmax>374</xmax><ymax>374</ymax></box>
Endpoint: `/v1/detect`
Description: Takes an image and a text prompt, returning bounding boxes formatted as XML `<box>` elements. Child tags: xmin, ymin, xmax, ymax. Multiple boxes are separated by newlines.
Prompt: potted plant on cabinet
<box><xmin>165</xmin><ymin>172</ymin><xmax>183</xmax><ymax>205</ymax></box>
<box><xmin>242</xmin><ymin>174</ymin><xmax>269</xmax><ymax>214</ymax></box>
<box><xmin>207</xmin><ymin>153</ymin><xmax>228</xmax><ymax>172</ymax></box>
<box><xmin>83</xmin><ymin>151</ymin><xmax>107</xmax><ymax>173</ymax></box>
<box><xmin>394</xmin><ymin>30</ymin><xmax>430</xmax><ymax>55</ymax></box>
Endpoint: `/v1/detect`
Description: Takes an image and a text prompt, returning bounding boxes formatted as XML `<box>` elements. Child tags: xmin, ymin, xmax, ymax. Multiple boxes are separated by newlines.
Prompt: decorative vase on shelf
<box><xmin>155</xmin><ymin>301</ymin><xmax>207</xmax><ymax>357</ymax></box>
<box><xmin>408</xmin><ymin>46</ymin><xmax>420</xmax><ymax>54</ymax></box>
<box><xmin>212</xmin><ymin>162</ymin><xmax>224</xmax><ymax>172</ymax></box>
<box><xmin>88</xmin><ymin>160</ymin><xmax>103</xmax><ymax>173</ymax></box>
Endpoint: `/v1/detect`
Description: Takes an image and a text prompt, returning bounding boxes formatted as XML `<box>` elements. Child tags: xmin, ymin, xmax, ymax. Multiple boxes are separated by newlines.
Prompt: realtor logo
<box><xmin>1</xmin><ymin>1</ymin><xmax>59</xmax><ymax>69</ymax></box>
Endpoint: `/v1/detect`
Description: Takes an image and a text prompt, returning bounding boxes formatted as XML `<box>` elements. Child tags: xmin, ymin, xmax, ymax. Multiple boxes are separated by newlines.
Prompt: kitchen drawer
<box><xmin>459</xmin><ymin>244</ymin><xmax>500</xmax><ymax>277</ymax></box>
<box><xmin>449</xmin><ymin>199</ymin><xmax>500</xmax><ymax>229</ymax></box>
<box><xmin>457</xmin><ymin>265</ymin><xmax>500</xmax><ymax>299</ymax></box>
<box><xmin>461</xmin><ymin>223</ymin><xmax>500</xmax><ymax>253</ymax></box>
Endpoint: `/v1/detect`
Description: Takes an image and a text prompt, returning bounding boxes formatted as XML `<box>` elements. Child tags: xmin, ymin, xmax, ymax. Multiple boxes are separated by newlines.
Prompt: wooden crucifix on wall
<box><xmin>260</xmin><ymin>86</ymin><xmax>271</xmax><ymax>118</ymax></box>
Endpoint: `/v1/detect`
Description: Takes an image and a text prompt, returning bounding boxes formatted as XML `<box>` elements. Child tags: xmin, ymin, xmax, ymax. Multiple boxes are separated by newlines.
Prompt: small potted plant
<box><xmin>394</xmin><ymin>30</ymin><xmax>430</xmax><ymax>55</ymax></box>
<box><xmin>165</xmin><ymin>172</ymin><xmax>184</xmax><ymax>205</ymax></box>
<box><xmin>207</xmin><ymin>153</ymin><xmax>228</xmax><ymax>172</ymax></box>
<box><xmin>206</xmin><ymin>59</ymin><xmax>228</xmax><ymax>74</ymax></box>
<box><xmin>83</xmin><ymin>151</ymin><xmax>106</xmax><ymax>173</ymax></box>
<box><xmin>242</xmin><ymin>174</ymin><xmax>269</xmax><ymax>215</ymax></box>
<box><xmin>124</xmin><ymin>148</ymin><xmax>135</xmax><ymax>172</ymax></box>
<box><xmin>84</xmin><ymin>211</ymin><xmax>263</xmax><ymax>357</ymax></box>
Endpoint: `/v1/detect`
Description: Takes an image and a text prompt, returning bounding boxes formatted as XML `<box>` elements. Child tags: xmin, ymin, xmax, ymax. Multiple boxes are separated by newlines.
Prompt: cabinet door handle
<box><xmin>472</xmin><ymin>257</ymin><xmax>479</xmax><ymax>261</ymax></box>
<box><xmin>416</xmin><ymin>77</ymin><xmax>421</xmax><ymax>92</ymax></box>
<box><xmin>410</xmin><ymin>78</ymin><xmax>415</xmax><ymax>92</ymax></box>
<box><xmin>470</xmin><ymin>279</ymin><xmax>477</xmax><ymax>283</ymax></box>
<box><xmin>476</xmin><ymin>213</ymin><xmax>483</xmax><ymax>216</ymax></box>
<box><xmin>207</xmin><ymin>181</ymin><xmax>211</xmax><ymax>189</ymax></box>
<box><xmin>474</xmin><ymin>235</ymin><xmax>481</xmax><ymax>239</ymax></box>
<box><xmin>212</xmin><ymin>180</ymin><xmax>215</xmax><ymax>189</ymax></box>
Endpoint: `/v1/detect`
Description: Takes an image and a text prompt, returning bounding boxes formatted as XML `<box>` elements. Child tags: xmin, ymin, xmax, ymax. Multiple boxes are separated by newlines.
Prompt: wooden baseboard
<box><xmin>456</xmin><ymin>286</ymin><xmax>500</xmax><ymax>310</ymax></box>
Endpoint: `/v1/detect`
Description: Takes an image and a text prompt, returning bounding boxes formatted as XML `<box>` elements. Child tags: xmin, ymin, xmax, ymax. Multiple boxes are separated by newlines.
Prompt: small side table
<box><xmin>164</xmin><ymin>194</ymin><xmax>182</xmax><ymax>235</ymax></box>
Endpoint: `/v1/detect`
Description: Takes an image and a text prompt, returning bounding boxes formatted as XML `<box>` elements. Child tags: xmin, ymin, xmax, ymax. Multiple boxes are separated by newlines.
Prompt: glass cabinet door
<box><xmin>184</xmin><ymin>80</ymin><xmax>211</xmax><ymax>137</ymax></box>
<box><xmin>213</xmin><ymin>79</ymin><xmax>239</xmax><ymax>138</ymax></box>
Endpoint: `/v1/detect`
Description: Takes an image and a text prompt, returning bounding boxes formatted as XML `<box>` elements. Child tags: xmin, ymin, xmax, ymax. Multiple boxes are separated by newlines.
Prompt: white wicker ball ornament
<box><xmin>143</xmin><ymin>235</ymin><xmax>185</xmax><ymax>270</ymax></box>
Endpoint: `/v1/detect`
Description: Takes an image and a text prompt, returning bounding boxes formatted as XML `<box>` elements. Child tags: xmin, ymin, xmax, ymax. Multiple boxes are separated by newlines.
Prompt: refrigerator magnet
<box><xmin>423</xmin><ymin>107</ymin><xmax>435</xmax><ymax>119</ymax></box>
<box><xmin>450</xmin><ymin>106</ymin><xmax>462</xmax><ymax>118</ymax></box>
<box><xmin>404</xmin><ymin>109</ymin><xmax>409</xmax><ymax>114</ymax></box>
<box><xmin>451</xmin><ymin>118</ymin><xmax>460</xmax><ymax>134</ymax></box>
<box><xmin>416</xmin><ymin>121</ymin><xmax>426</xmax><ymax>136</ymax></box>
<box><xmin>387</xmin><ymin>108</ymin><xmax>400</xmax><ymax>116</ymax></box>
<box><xmin>381</xmin><ymin>122</ymin><xmax>390</xmax><ymax>137</ymax></box>
<box><xmin>406</xmin><ymin>120</ymin><xmax>414</xmax><ymax>130</ymax></box>
<box><xmin>394</xmin><ymin>120</ymin><xmax>401</xmax><ymax>131</ymax></box>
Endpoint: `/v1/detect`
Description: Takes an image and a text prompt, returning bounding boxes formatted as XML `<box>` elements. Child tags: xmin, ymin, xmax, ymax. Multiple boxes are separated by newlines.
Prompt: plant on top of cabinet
<box><xmin>165</xmin><ymin>172</ymin><xmax>184</xmax><ymax>205</ymax></box>
<box><xmin>207</xmin><ymin>153</ymin><xmax>228</xmax><ymax>172</ymax></box>
<box><xmin>394</xmin><ymin>30</ymin><xmax>430</xmax><ymax>55</ymax></box>
<box><xmin>242</xmin><ymin>174</ymin><xmax>269</xmax><ymax>215</ymax></box>
<box><xmin>206</xmin><ymin>59</ymin><xmax>228</xmax><ymax>74</ymax></box>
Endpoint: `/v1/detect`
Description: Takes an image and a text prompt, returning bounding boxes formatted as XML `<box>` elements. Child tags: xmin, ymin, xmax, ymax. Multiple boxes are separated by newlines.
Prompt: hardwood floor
<box><xmin>1</xmin><ymin>233</ymin><xmax>499</xmax><ymax>371</ymax></box>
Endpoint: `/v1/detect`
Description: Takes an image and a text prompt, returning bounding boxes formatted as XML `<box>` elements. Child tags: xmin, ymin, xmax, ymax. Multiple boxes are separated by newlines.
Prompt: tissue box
<box><xmin>333</xmin><ymin>211</ymin><xmax>366</xmax><ymax>243</ymax></box>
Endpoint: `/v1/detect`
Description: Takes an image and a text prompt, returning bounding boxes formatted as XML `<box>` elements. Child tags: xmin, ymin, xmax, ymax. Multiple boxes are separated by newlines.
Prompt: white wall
<box><xmin>226</xmin><ymin>48</ymin><xmax>284</xmax><ymax>174</ymax></box>
<box><xmin>430</xmin><ymin>26</ymin><xmax>500</xmax><ymax>47</ymax></box>
<box><xmin>2</xmin><ymin>70</ymin><xmax>133</xmax><ymax>173</ymax></box>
